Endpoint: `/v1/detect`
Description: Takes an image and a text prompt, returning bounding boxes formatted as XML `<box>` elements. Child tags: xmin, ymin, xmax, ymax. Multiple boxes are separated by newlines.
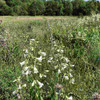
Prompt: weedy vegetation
<box><xmin>0</xmin><ymin>15</ymin><xmax>100</xmax><ymax>100</ymax></box>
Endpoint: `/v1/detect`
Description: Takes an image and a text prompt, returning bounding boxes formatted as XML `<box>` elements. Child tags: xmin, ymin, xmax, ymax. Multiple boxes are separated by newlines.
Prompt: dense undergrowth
<box><xmin>0</xmin><ymin>15</ymin><xmax>100</xmax><ymax>100</ymax></box>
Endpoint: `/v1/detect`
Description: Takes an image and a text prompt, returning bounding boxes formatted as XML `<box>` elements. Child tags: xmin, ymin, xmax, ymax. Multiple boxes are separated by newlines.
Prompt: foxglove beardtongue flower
<box><xmin>69</xmin><ymin>96</ymin><xmax>73</xmax><ymax>100</ymax></box>
<box><xmin>22</xmin><ymin>70</ymin><xmax>25</xmax><ymax>75</ymax></box>
<box><xmin>64</xmin><ymin>75</ymin><xmax>69</xmax><ymax>80</ymax></box>
<box><xmin>13</xmin><ymin>77</ymin><xmax>20</xmax><ymax>82</ymax></box>
<box><xmin>25</xmin><ymin>49</ymin><xmax>28</xmax><ymax>53</ymax></box>
<box><xmin>13</xmin><ymin>80</ymin><xmax>16</xmax><ymax>82</ymax></box>
<box><xmin>57</xmin><ymin>49</ymin><xmax>64</xmax><ymax>53</ymax></box>
<box><xmin>37</xmin><ymin>56</ymin><xmax>42</xmax><ymax>62</ymax></box>
<box><xmin>71</xmin><ymin>65</ymin><xmax>75</xmax><ymax>67</ymax></box>
<box><xmin>49</xmin><ymin>57</ymin><xmax>53</xmax><ymax>60</ymax></box>
<box><xmin>20</xmin><ymin>61</ymin><xmax>25</xmax><ymax>67</ymax></box>
<box><xmin>58</xmin><ymin>69</ymin><xmax>61</xmax><ymax>74</ymax></box>
<box><xmin>61</xmin><ymin>63</ymin><xmax>68</xmax><ymax>70</ymax></box>
<box><xmin>17</xmin><ymin>93</ymin><xmax>21</xmax><ymax>99</ymax></box>
<box><xmin>69</xmin><ymin>73</ymin><xmax>73</xmax><ymax>78</ymax></box>
<box><xmin>40</xmin><ymin>52</ymin><xmax>46</xmax><ymax>56</ymax></box>
<box><xmin>30</xmin><ymin>39</ymin><xmax>35</xmax><ymax>41</ymax></box>
<box><xmin>37</xmin><ymin>80</ymin><xmax>44</xmax><ymax>88</ymax></box>
<box><xmin>18</xmin><ymin>85</ymin><xmax>22</xmax><ymax>89</ymax></box>
<box><xmin>45</xmin><ymin>70</ymin><xmax>49</xmax><ymax>72</ymax></box>
<box><xmin>23</xmin><ymin>84</ymin><xmax>26</xmax><ymax>87</ymax></box>
<box><xmin>39</xmin><ymin>74</ymin><xmax>47</xmax><ymax>78</ymax></box>
<box><xmin>34</xmin><ymin>66</ymin><xmax>38</xmax><ymax>73</ymax></box>
<box><xmin>32</xmin><ymin>81</ymin><xmax>35</xmax><ymax>86</ymax></box>
<box><xmin>12</xmin><ymin>90</ymin><xmax>17</xmax><ymax>95</ymax></box>
<box><xmin>48</xmin><ymin>57</ymin><xmax>53</xmax><ymax>63</ymax></box>
<box><xmin>70</xmin><ymin>79</ymin><xmax>75</xmax><ymax>84</ymax></box>
<box><xmin>25</xmin><ymin>70</ymin><xmax>31</xmax><ymax>75</ymax></box>
<box><xmin>24</xmin><ymin>54</ymin><xmax>28</xmax><ymax>57</ymax></box>
<box><xmin>57</xmin><ymin>49</ymin><xmax>60</xmax><ymax>52</ymax></box>
<box><xmin>61</xmin><ymin>50</ymin><xmax>64</xmax><ymax>53</ymax></box>
<box><xmin>24</xmin><ymin>67</ymin><xmax>29</xmax><ymax>71</ymax></box>
<box><xmin>54</xmin><ymin>65</ymin><xmax>58</xmax><ymax>69</ymax></box>
<box><xmin>64</xmin><ymin>57</ymin><xmax>69</xmax><ymax>63</ymax></box>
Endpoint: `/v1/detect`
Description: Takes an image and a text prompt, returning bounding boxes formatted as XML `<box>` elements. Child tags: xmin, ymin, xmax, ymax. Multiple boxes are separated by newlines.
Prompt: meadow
<box><xmin>0</xmin><ymin>15</ymin><xmax>100</xmax><ymax>100</ymax></box>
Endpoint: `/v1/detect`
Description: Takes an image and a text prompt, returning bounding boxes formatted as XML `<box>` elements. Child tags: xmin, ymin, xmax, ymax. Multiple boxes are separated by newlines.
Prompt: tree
<box><xmin>72</xmin><ymin>0</ymin><xmax>86</xmax><ymax>16</ymax></box>
<box><xmin>13</xmin><ymin>3</ymin><xmax>29</xmax><ymax>15</ymax></box>
<box><xmin>5</xmin><ymin>0</ymin><xmax>21</xmax><ymax>7</ymax></box>
<box><xmin>44</xmin><ymin>0</ymin><xmax>64</xmax><ymax>16</ymax></box>
<box><xmin>63</xmin><ymin>0</ymin><xmax>73</xmax><ymax>16</ymax></box>
<box><xmin>29</xmin><ymin>0</ymin><xmax>45</xmax><ymax>16</ymax></box>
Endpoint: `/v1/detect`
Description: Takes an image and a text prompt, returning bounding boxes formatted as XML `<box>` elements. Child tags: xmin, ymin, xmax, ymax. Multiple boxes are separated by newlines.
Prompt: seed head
<box><xmin>92</xmin><ymin>93</ymin><xmax>100</xmax><ymax>100</ymax></box>
<box><xmin>55</xmin><ymin>83</ymin><xmax>63</xmax><ymax>90</ymax></box>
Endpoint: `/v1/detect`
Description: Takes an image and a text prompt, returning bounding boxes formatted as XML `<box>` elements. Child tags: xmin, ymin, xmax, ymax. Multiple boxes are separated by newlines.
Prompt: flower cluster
<box><xmin>13</xmin><ymin>38</ymin><xmax>75</xmax><ymax>99</ymax></box>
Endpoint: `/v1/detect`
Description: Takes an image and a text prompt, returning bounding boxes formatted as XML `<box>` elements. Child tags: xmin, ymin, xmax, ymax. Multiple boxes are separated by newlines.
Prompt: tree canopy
<box><xmin>0</xmin><ymin>0</ymin><xmax>100</xmax><ymax>16</ymax></box>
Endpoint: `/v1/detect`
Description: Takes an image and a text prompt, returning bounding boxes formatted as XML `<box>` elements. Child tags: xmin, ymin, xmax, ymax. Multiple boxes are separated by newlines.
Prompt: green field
<box><xmin>0</xmin><ymin>15</ymin><xmax>100</xmax><ymax>100</ymax></box>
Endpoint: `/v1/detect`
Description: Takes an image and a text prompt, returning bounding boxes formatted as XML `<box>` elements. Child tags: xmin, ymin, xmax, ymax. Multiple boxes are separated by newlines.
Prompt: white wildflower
<box><xmin>48</xmin><ymin>57</ymin><xmax>53</xmax><ymax>63</ymax></box>
<box><xmin>25</xmin><ymin>70</ymin><xmax>31</xmax><ymax>75</ymax></box>
<box><xmin>39</xmin><ymin>74</ymin><xmax>46</xmax><ymax>78</ymax></box>
<box><xmin>69</xmin><ymin>73</ymin><xmax>73</xmax><ymax>78</ymax></box>
<box><xmin>32</xmin><ymin>81</ymin><xmax>35</xmax><ymax>86</ymax></box>
<box><xmin>64</xmin><ymin>76</ymin><xmax>69</xmax><ymax>80</ymax></box>
<box><xmin>70</xmin><ymin>79</ymin><xmax>75</xmax><ymax>84</ymax></box>
<box><xmin>12</xmin><ymin>90</ymin><xmax>17</xmax><ymax>95</ymax></box>
<box><xmin>34</xmin><ymin>66</ymin><xmax>38</xmax><ymax>74</ymax></box>
<box><xmin>40</xmin><ymin>52</ymin><xmax>46</xmax><ymax>56</ymax></box>
<box><xmin>49</xmin><ymin>57</ymin><xmax>53</xmax><ymax>60</ymax></box>
<box><xmin>39</xmin><ymin>74</ymin><xmax>42</xmax><ymax>78</ymax></box>
<box><xmin>24</xmin><ymin>54</ymin><xmax>28</xmax><ymax>57</ymax></box>
<box><xmin>23</xmin><ymin>49</ymin><xmax>28</xmax><ymax>53</ymax></box>
<box><xmin>22</xmin><ymin>84</ymin><xmax>26</xmax><ymax>87</ymax></box>
<box><xmin>37</xmin><ymin>56</ymin><xmax>42</xmax><ymax>62</ymax></box>
<box><xmin>45</xmin><ymin>70</ymin><xmax>49</xmax><ymax>72</ymax></box>
<box><xmin>69</xmin><ymin>96</ymin><xmax>73</xmax><ymax>100</ymax></box>
<box><xmin>61</xmin><ymin>50</ymin><xmax>64</xmax><ymax>53</ymax></box>
<box><xmin>20</xmin><ymin>61</ymin><xmax>25</xmax><ymax>67</ymax></box>
<box><xmin>43</xmin><ymin>75</ymin><xmax>47</xmax><ymax>77</ymax></box>
<box><xmin>24</xmin><ymin>67</ymin><xmax>29</xmax><ymax>71</ymax></box>
<box><xmin>54</xmin><ymin>65</ymin><xmax>58</xmax><ymax>69</ymax></box>
<box><xmin>71</xmin><ymin>65</ymin><xmax>75</xmax><ymax>67</ymax></box>
<box><xmin>37</xmin><ymin>80</ymin><xmax>44</xmax><ymax>88</ymax></box>
<box><xmin>18</xmin><ymin>85</ymin><xmax>22</xmax><ymax>89</ymax></box>
<box><xmin>70</xmin><ymin>69</ymin><xmax>73</xmax><ymax>72</ymax></box>
<box><xmin>17</xmin><ymin>93</ymin><xmax>21</xmax><ymax>99</ymax></box>
<box><xmin>61</xmin><ymin>63</ymin><xmax>68</xmax><ymax>70</ymax></box>
<box><xmin>13</xmin><ymin>77</ymin><xmax>20</xmax><ymax>82</ymax></box>
<box><xmin>22</xmin><ymin>70</ymin><xmax>25</xmax><ymax>75</ymax></box>
<box><xmin>57</xmin><ymin>49</ymin><xmax>64</xmax><ymax>53</ymax></box>
<box><xmin>17</xmin><ymin>78</ymin><xmax>20</xmax><ymax>81</ymax></box>
<box><xmin>57</xmin><ymin>49</ymin><xmax>60</xmax><ymax>52</ymax></box>
<box><xmin>13</xmin><ymin>79</ymin><xmax>17</xmax><ymax>82</ymax></box>
<box><xmin>64</xmin><ymin>57</ymin><xmax>69</xmax><ymax>63</ymax></box>
<box><xmin>58</xmin><ymin>69</ymin><xmax>61</xmax><ymax>74</ymax></box>
<box><xmin>30</xmin><ymin>39</ymin><xmax>35</xmax><ymax>41</ymax></box>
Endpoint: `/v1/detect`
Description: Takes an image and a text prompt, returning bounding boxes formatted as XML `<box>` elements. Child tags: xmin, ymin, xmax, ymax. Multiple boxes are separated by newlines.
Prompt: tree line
<box><xmin>0</xmin><ymin>0</ymin><xmax>100</xmax><ymax>16</ymax></box>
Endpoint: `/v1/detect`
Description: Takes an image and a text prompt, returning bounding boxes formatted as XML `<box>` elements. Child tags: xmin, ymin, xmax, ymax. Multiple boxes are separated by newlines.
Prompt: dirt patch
<box><xmin>16</xmin><ymin>17</ymin><xmax>43</xmax><ymax>20</ymax></box>
<box><xmin>45</xmin><ymin>17</ymin><xmax>67</xmax><ymax>20</ymax></box>
<box><xmin>14</xmin><ymin>16</ymin><xmax>68</xmax><ymax>21</ymax></box>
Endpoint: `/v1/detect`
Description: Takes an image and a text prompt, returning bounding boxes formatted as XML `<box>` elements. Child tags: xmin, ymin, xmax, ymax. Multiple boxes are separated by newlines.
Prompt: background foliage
<box><xmin>0</xmin><ymin>0</ymin><xmax>100</xmax><ymax>16</ymax></box>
